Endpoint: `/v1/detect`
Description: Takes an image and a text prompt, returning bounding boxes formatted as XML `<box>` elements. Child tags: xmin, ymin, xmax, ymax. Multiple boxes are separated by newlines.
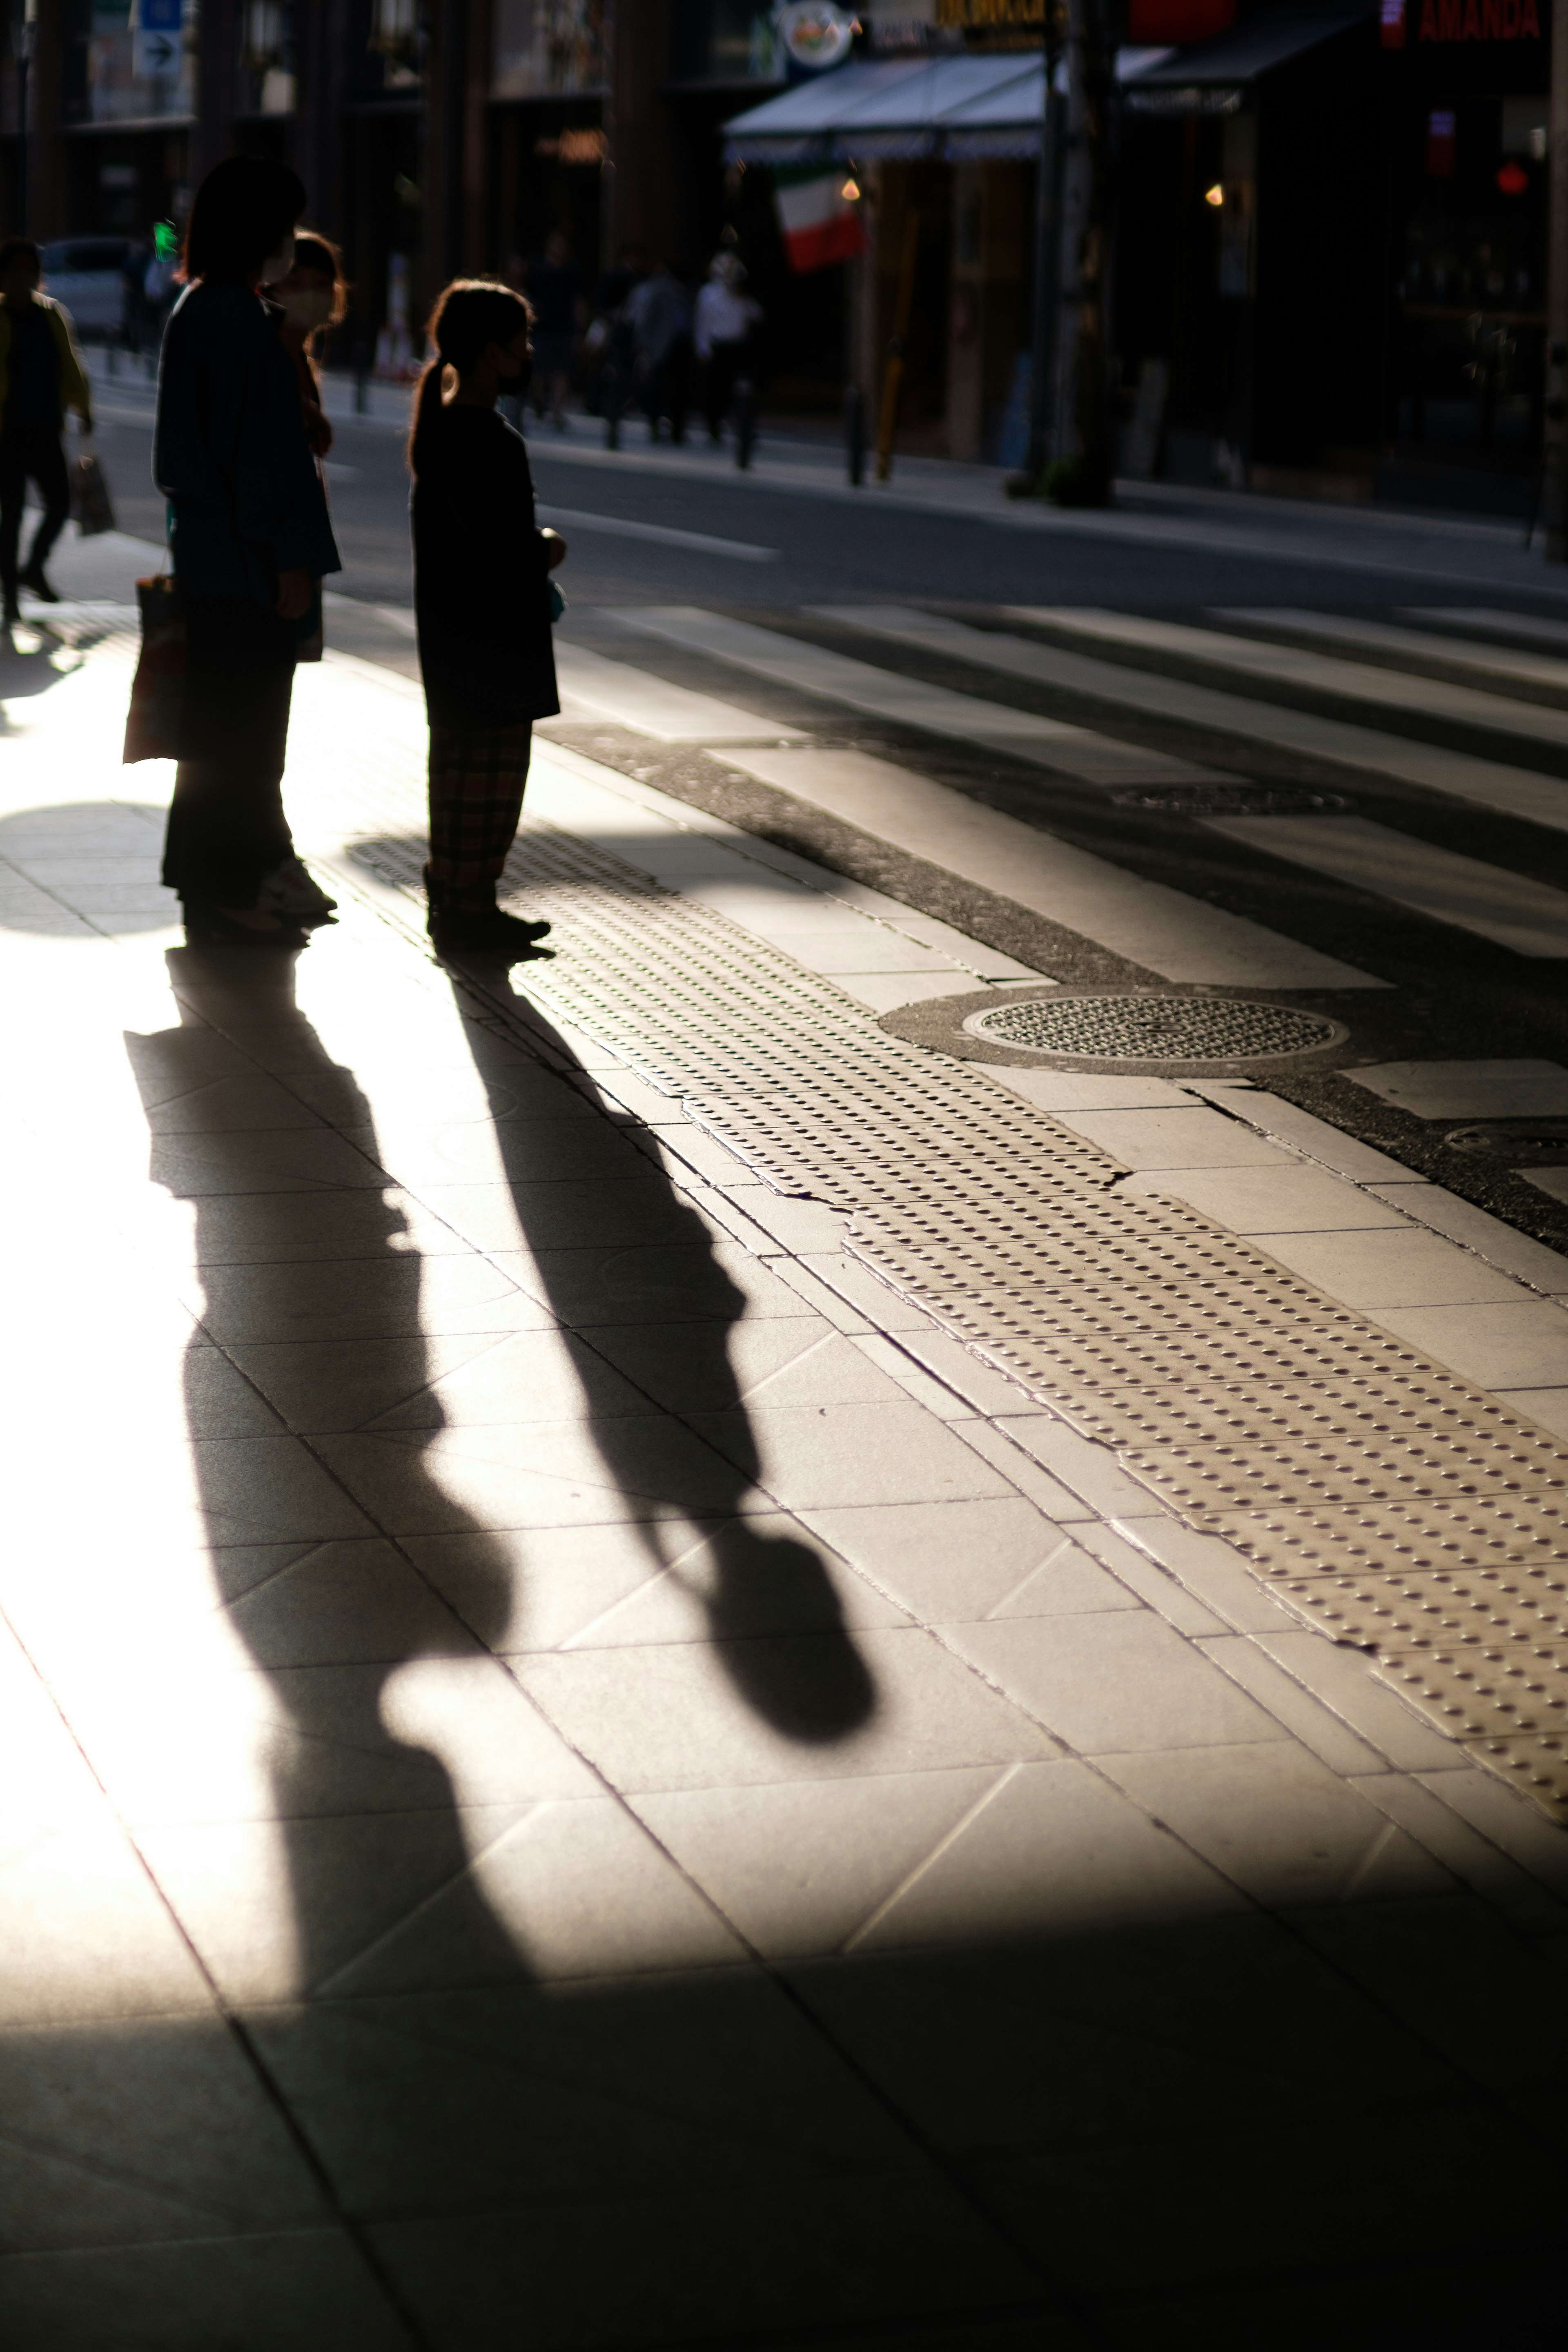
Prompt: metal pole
<box><xmin>1015</xmin><ymin>6</ymin><xmax>1065</xmax><ymax>493</ymax></box>
<box><xmin>1544</xmin><ymin>0</ymin><xmax>1568</xmax><ymax>559</ymax></box>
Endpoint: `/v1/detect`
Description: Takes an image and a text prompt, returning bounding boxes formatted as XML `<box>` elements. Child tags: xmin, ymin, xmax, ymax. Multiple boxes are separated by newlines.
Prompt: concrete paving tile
<box><xmin>515</xmin><ymin>1624</ymin><xmax>1057</xmax><ymax>1790</ymax></box>
<box><xmin>1050</xmin><ymin>1105</ymin><xmax>1296</xmax><ymax>1170</ymax></box>
<box><xmin>630</xmin><ymin>1768</ymin><xmax>1007</xmax><ymax>1956</ymax></box>
<box><xmin>193</xmin><ymin>1251</ymin><xmax>553</xmax><ymax>1343</ymax></box>
<box><xmin>1368</xmin><ymin>1298</ymin><xmax>1568</xmax><ymax>1388</ymax></box>
<box><xmin>953</xmin><ymin>1420</ymin><xmax>1094</xmax><ymax>1519</ymax></box>
<box><xmin>853</xmin><ymin>1759</ymin><xmax>1243</xmax><ymax>1948</ymax></box>
<box><xmin>368</xmin><ymin>2170</ymin><xmax>1040</xmax><ymax>2352</ymax></box>
<box><xmin>180</xmin><ymin>1188</ymin><xmax>470</xmax><ymax>1266</ymax></box>
<box><xmin>0</xmin><ymin>2232</ymin><xmax>408</xmax><ymax>2352</ymax></box>
<box><xmin>1344</xmin><ymin>1058</ymin><xmax>1568</xmax><ymax>1119</ymax></box>
<box><xmin>1496</xmin><ymin>1384</ymin><xmax>1568</xmax><ymax>1439</ymax></box>
<box><xmin>1129</xmin><ymin>1162</ymin><xmax>1408</xmax><ymax>1234</ymax></box>
<box><xmin>1413</xmin><ymin>1765</ymin><xmax>1568</xmax><ymax>1904</ymax></box>
<box><xmin>789</xmin><ymin>1249</ymin><xmax>937</xmax><ymax>1330</ymax></box>
<box><xmin>513</xmin><ymin>1238</ymin><xmax>809</xmax><ymax>1326</ymax></box>
<box><xmin>587</xmin><ymin>1316</ymin><xmax>902</xmax><ymax>1412</ymax></box>
<box><xmin>1193</xmin><ymin>1636</ymin><xmax>1385</xmax><ymax>1776</ymax></box>
<box><xmin>1524</xmin><ymin>1165</ymin><xmax>1568</xmax><ymax>1204</ymax></box>
<box><xmin>364</xmin><ymin>1325</ymin><xmax>658</xmax><ymax>1428</ymax></box>
<box><xmin>689</xmin><ymin>1399</ymin><xmax>1019</xmax><ymax>1508</ymax></box>
<box><xmin>320</xmin><ymin>1412</ymin><xmax>750</xmax><ymax>1531</ymax></box>
<box><xmin>829</xmin><ymin>971</ymin><xmax>985</xmax><ymax>1011</ymax></box>
<box><xmin>888</xmin><ymin>1330</ymin><xmax>1036</xmax><ymax>1415</ymax></box>
<box><xmin>1349</xmin><ymin>1774</ymin><xmax>1568</xmax><ymax>1933</ymax></box>
<box><xmin>1250</xmin><ymin>1628</ymin><xmax>1459</xmax><ymax>1771</ymax></box>
<box><xmin>176</xmin><ymin>1348</ymin><xmax>284</xmax><ymax>1439</ymax></box>
<box><xmin>144</xmin><ymin>1128</ymin><xmax>388</xmax><ymax>1196</ymax></box>
<box><xmin>224</xmin><ymin>1332</ymin><xmax>519</xmax><ymax>1433</ymax></box>
<box><xmin>711</xmin><ymin>1188</ymin><xmax>851</xmax><ymax>1254</ymax></box>
<box><xmin>0</xmin><ymin>2015</ymin><xmax>331</xmax><ymax>2250</ymax></box>
<box><xmin>987</xmin><ymin>1421</ymin><xmax>1161</xmax><ymax>1515</ymax></box>
<box><xmin>219</xmin><ymin>1538</ymin><xmax>476</xmax><ymax>1670</ymax></box>
<box><xmin>0</xmin><ymin>1817</ymin><xmax>218</xmax><ymax>2027</ymax></box>
<box><xmin>174</xmin><ymin>1434</ymin><xmax>378</xmax><ymax>1546</ymax></box>
<box><xmin>1365</xmin><ymin>1183</ymin><xmax>1568</xmax><ymax>1293</ymax></box>
<box><xmin>744</xmin><ymin>925</ymin><xmax>958</xmax><ymax>976</ymax></box>
<box><xmin>133</xmin><ymin>1804</ymin><xmax>534</xmax><ymax>2003</ymax></box>
<box><xmin>978</xmin><ymin>1066</ymin><xmax>1197</xmax><ymax>1111</ymax></box>
<box><xmin>137</xmin><ymin>1074</ymin><xmax>330</xmax><ymax>1134</ymax></box>
<box><xmin>1252</xmin><ymin>1225</ymin><xmax>1530</xmax><ymax>1309</ymax></box>
<box><xmin>1290</xmin><ymin>1892</ymin><xmax>1568</xmax><ymax>2090</ymax></box>
<box><xmin>799</xmin><ymin>1502</ymin><xmax>1142</xmax><ymax>1625</ymax></box>
<box><xmin>1099</xmin><ymin>1741</ymin><xmax>1456</xmax><ymax>1905</ymax></box>
<box><xmin>383</xmin><ymin>1114</ymin><xmax>648</xmax><ymax>1184</ymax></box>
<box><xmin>1068</xmin><ymin>1524</ymin><xmax>1226</xmax><ymax>1636</ymax></box>
<box><xmin>1092</xmin><ymin>2258</ymin><xmax>1556</xmax><ymax>2352</ymax></box>
<box><xmin>410</xmin><ymin>1174</ymin><xmax>710</xmax><ymax>1254</ymax></box>
<box><xmin>1107</xmin><ymin>1515</ymin><xmax>1301</xmax><ymax>1633</ymax></box>
<box><xmin>318</xmin><ymin>1795</ymin><xmax>748</xmax><ymax>1994</ymax></box>
<box><xmin>547</xmin><ymin>1515</ymin><xmax>909</xmax><ymax>1648</ymax></box>
<box><xmin>943</xmin><ymin>1613</ymin><xmax>1284</xmax><ymax>1753</ymax></box>
<box><xmin>403</xmin><ymin>1521</ymin><xmax>668</xmax><ymax>1650</ymax></box>
<box><xmin>848</xmin><ymin>1332</ymin><xmax>977</xmax><ymax>1420</ymax></box>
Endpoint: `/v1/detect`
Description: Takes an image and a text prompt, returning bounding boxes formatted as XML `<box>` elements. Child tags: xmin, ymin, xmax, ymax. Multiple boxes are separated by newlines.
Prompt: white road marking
<box><xmin>615</xmin><ymin>605</ymin><xmax>1224</xmax><ymax>787</ymax></box>
<box><xmin>1204</xmin><ymin>813</ymin><xmax>1568</xmax><ymax>957</ymax></box>
<box><xmin>856</xmin><ymin>603</ymin><xmax>1568</xmax><ymax>835</ymax></box>
<box><xmin>1401</xmin><ymin>607</ymin><xmax>1568</xmax><ymax>652</ymax></box>
<box><xmin>719</xmin><ymin>742</ymin><xmax>1383</xmax><ymax>989</ymax></box>
<box><xmin>1016</xmin><ymin>606</ymin><xmax>1568</xmax><ymax>757</ymax></box>
<box><xmin>537</xmin><ymin>505</ymin><xmax>777</xmax><ymax>561</ymax></box>
<box><xmin>552</xmin><ymin>639</ymin><xmax>808</xmax><ymax>744</ymax></box>
<box><xmin>1211</xmin><ymin>607</ymin><xmax>1568</xmax><ymax>697</ymax></box>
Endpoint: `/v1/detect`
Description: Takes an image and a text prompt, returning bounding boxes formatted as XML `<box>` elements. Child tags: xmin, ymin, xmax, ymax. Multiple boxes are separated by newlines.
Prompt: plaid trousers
<box><xmin>425</xmin><ymin>721</ymin><xmax>533</xmax><ymax>912</ymax></box>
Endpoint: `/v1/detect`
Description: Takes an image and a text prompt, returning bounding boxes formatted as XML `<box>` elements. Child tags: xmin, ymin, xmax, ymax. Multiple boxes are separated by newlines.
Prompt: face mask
<box><xmin>280</xmin><ymin>288</ymin><xmax>333</xmax><ymax>332</ymax></box>
<box><xmin>260</xmin><ymin>235</ymin><xmax>295</xmax><ymax>285</ymax></box>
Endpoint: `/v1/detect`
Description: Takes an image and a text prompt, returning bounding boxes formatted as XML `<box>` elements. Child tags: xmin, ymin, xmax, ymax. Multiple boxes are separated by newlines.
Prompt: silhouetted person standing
<box><xmin>0</xmin><ymin>237</ymin><xmax>93</xmax><ymax>625</ymax></box>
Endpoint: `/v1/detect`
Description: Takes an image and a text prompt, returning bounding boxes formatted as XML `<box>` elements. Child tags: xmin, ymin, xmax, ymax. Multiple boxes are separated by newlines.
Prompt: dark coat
<box><xmin>411</xmin><ymin>403</ymin><xmax>559</xmax><ymax>731</ymax></box>
<box><xmin>154</xmin><ymin>279</ymin><xmax>340</xmax><ymax>604</ymax></box>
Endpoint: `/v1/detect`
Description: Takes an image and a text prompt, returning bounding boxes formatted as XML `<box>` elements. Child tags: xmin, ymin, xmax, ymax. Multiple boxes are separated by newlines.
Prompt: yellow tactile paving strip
<box><xmin>354</xmin><ymin>814</ymin><xmax>1568</xmax><ymax>1822</ymax></box>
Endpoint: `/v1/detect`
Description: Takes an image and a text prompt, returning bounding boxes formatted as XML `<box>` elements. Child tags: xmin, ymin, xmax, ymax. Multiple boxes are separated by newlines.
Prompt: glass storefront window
<box><xmin>670</xmin><ymin>1</ymin><xmax>785</xmax><ymax>83</ymax></box>
<box><xmin>492</xmin><ymin>0</ymin><xmax>608</xmax><ymax>97</ymax></box>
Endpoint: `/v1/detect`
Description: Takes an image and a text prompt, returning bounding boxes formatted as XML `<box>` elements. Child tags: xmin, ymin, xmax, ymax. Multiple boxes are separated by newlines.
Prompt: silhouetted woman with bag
<box><xmin>408</xmin><ymin>279</ymin><xmax>566</xmax><ymax>958</ymax></box>
<box><xmin>154</xmin><ymin>156</ymin><xmax>340</xmax><ymax>945</ymax></box>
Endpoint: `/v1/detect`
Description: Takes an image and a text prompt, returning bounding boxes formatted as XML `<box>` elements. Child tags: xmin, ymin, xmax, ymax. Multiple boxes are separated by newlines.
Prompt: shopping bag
<box><xmin>122</xmin><ymin>575</ymin><xmax>186</xmax><ymax>763</ymax></box>
<box><xmin>71</xmin><ymin>445</ymin><xmax>116</xmax><ymax>538</ymax></box>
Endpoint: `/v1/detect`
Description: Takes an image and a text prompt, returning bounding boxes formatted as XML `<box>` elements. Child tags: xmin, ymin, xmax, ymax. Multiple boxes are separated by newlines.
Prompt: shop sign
<box><xmin>935</xmin><ymin>0</ymin><xmax>1047</xmax><ymax>22</ymax></box>
<box><xmin>777</xmin><ymin>2</ymin><xmax>859</xmax><ymax>69</ymax></box>
<box><xmin>1381</xmin><ymin>0</ymin><xmax>1542</xmax><ymax>40</ymax></box>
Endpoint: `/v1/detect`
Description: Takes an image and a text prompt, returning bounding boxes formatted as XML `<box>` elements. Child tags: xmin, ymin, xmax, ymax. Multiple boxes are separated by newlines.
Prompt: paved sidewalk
<box><xmin>4</xmin><ymin>615</ymin><xmax>1568</xmax><ymax>2348</ymax></box>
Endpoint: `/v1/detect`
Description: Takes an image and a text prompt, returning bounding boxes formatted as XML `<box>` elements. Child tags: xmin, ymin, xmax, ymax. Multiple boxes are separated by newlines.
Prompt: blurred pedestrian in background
<box><xmin>526</xmin><ymin>229</ymin><xmax>583</xmax><ymax>430</ymax></box>
<box><xmin>625</xmin><ymin>257</ymin><xmax>692</xmax><ymax>443</ymax></box>
<box><xmin>153</xmin><ymin>156</ymin><xmax>341</xmax><ymax>945</ymax></box>
<box><xmin>583</xmin><ymin>241</ymin><xmax>645</xmax><ymax>431</ymax></box>
<box><xmin>408</xmin><ymin>278</ymin><xmax>566</xmax><ymax>960</ymax></box>
<box><xmin>0</xmin><ymin>236</ymin><xmax>93</xmax><ymax>625</ymax></box>
<box><xmin>695</xmin><ymin>251</ymin><xmax>762</xmax><ymax>445</ymax></box>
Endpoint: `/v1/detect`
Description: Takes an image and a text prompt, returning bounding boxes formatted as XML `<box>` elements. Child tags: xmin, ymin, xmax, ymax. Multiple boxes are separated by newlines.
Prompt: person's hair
<box><xmin>184</xmin><ymin>154</ymin><xmax>306</xmax><ymax>283</ymax></box>
<box><xmin>0</xmin><ymin>238</ymin><xmax>41</xmax><ymax>281</ymax></box>
<box><xmin>266</xmin><ymin>228</ymin><xmax>349</xmax><ymax>329</ymax></box>
<box><xmin>407</xmin><ymin>278</ymin><xmax>534</xmax><ymax>473</ymax></box>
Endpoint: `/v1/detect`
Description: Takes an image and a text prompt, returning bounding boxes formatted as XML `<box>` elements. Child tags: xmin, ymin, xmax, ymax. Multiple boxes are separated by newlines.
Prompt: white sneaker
<box><xmin>261</xmin><ymin>855</ymin><xmax>338</xmax><ymax>922</ymax></box>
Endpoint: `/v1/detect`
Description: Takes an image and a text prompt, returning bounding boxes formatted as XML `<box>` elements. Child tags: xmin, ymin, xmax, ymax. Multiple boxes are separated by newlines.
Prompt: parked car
<box><xmin>39</xmin><ymin>238</ymin><xmax>134</xmax><ymax>339</ymax></box>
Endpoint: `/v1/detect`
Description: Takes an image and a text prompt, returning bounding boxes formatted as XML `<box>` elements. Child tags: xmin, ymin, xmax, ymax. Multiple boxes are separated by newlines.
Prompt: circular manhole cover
<box><xmin>1107</xmin><ymin>783</ymin><xmax>1355</xmax><ymax>815</ymax></box>
<box><xmin>1446</xmin><ymin>1119</ymin><xmax>1568</xmax><ymax>1167</ymax></box>
<box><xmin>963</xmin><ymin>993</ymin><xmax>1345</xmax><ymax>1070</ymax></box>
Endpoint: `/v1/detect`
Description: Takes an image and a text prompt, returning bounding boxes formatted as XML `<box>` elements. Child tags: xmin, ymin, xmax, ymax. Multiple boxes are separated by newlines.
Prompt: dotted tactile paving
<box><xmin>352</xmin><ymin>812</ymin><xmax>1568</xmax><ymax>1820</ymax></box>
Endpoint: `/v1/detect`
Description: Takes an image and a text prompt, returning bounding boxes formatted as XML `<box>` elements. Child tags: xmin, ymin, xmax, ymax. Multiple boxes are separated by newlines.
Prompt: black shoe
<box><xmin>183</xmin><ymin>903</ymin><xmax>309</xmax><ymax>949</ymax></box>
<box><xmin>429</xmin><ymin>907</ymin><xmax>551</xmax><ymax>960</ymax></box>
<box><xmin>20</xmin><ymin>567</ymin><xmax>59</xmax><ymax>604</ymax></box>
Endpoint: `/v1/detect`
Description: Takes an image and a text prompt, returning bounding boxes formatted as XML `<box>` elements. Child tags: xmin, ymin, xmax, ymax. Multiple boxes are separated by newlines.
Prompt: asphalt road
<box><xmin>79</xmin><ymin>365</ymin><xmax>1568</xmax><ymax>1261</ymax></box>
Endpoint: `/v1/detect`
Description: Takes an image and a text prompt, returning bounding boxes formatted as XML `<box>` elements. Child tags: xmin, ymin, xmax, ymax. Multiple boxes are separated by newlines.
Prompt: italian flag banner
<box><xmin>772</xmin><ymin>163</ymin><xmax>868</xmax><ymax>273</ymax></box>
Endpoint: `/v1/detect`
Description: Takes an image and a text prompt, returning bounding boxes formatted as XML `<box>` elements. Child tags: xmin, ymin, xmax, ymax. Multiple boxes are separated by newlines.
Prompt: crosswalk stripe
<box><xmin>1203</xmin><ymin>813</ymin><xmax>1568</xmax><ymax>958</ymax></box>
<box><xmin>1401</xmin><ymin>607</ymin><xmax>1568</xmax><ymax>653</ymax></box>
<box><xmin>715</xmin><ymin>742</ymin><xmax>1384</xmax><ymax>989</ymax></box>
<box><xmin>611</xmin><ymin>606</ymin><xmax>1225</xmax><ymax>787</ymax></box>
<box><xmin>1013</xmin><ymin>607</ymin><xmax>1568</xmax><ymax>757</ymax></box>
<box><xmin>552</xmin><ymin>640</ymin><xmax>805</xmax><ymax>744</ymax></box>
<box><xmin>833</xmin><ymin>603</ymin><xmax>1568</xmax><ymax>835</ymax></box>
<box><xmin>1210</xmin><ymin>607</ymin><xmax>1568</xmax><ymax>697</ymax></box>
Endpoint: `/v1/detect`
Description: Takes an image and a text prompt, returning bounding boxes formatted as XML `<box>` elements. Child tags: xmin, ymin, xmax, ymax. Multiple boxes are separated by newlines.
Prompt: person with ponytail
<box><xmin>408</xmin><ymin>278</ymin><xmax>567</xmax><ymax>957</ymax></box>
